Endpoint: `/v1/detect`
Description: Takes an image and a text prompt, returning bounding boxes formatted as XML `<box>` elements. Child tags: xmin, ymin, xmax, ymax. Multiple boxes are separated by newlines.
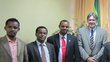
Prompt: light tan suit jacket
<box><xmin>0</xmin><ymin>36</ymin><xmax>28</xmax><ymax>62</ymax></box>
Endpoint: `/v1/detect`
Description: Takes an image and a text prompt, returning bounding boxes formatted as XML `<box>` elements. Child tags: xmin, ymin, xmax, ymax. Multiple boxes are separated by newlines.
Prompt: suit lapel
<box><xmin>2</xmin><ymin>36</ymin><xmax>12</xmax><ymax>57</ymax></box>
<box><xmin>85</xmin><ymin>28</ymin><xmax>92</xmax><ymax>51</ymax></box>
<box><xmin>46</xmin><ymin>43</ymin><xmax>52</xmax><ymax>62</ymax></box>
<box><xmin>55</xmin><ymin>34</ymin><xmax>60</xmax><ymax>48</ymax></box>
<box><xmin>94</xmin><ymin>27</ymin><xmax>100</xmax><ymax>47</ymax></box>
<box><xmin>17</xmin><ymin>39</ymin><xmax>21</xmax><ymax>56</ymax></box>
<box><xmin>66</xmin><ymin>34</ymin><xmax>70</xmax><ymax>55</ymax></box>
<box><xmin>95</xmin><ymin>27</ymin><xmax>99</xmax><ymax>42</ymax></box>
<box><xmin>86</xmin><ymin>28</ymin><xmax>90</xmax><ymax>45</ymax></box>
<box><xmin>33</xmin><ymin>41</ymin><xmax>42</xmax><ymax>62</ymax></box>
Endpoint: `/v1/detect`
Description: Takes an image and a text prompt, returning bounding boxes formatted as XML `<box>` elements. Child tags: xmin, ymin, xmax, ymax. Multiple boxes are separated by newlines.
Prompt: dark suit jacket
<box><xmin>101</xmin><ymin>42</ymin><xmax>110</xmax><ymax>62</ymax></box>
<box><xmin>47</xmin><ymin>33</ymin><xmax>80</xmax><ymax>62</ymax></box>
<box><xmin>0</xmin><ymin>36</ymin><xmax>28</xmax><ymax>62</ymax></box>
<box><xmin>27</xmin><ymin>41</ymin><xmax>56</xmax><ymax>62</ymax></box>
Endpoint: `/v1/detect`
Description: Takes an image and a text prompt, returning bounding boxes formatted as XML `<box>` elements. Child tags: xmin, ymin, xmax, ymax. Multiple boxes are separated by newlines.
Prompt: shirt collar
<box><xmin>6</xmin><ymin>35</ymin><xmax>17</xmax><ymax>42</ymax></box>
<box><xmin>89</xmin><ymin>26</ymin><xmax>97</xmax><ymax>32</ymax></box>
<box><xmin>36</xmin><ymin>40</ymin><xmax>46</xmax><ymax>46</ymax></box>
<box><xmin>59</xmin><ymin>33</ymin><xmax>67</xmax><ymax>39</ymax></box>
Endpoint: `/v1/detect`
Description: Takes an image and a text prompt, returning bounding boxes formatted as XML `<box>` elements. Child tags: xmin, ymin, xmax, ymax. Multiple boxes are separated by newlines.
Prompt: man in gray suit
<box><xmin>0</xmin><ymin>18</ymin><xmax>28</xmax><ymax>62</ymax></box>
<box><xmin>27</xmin><ymin>26</ymin><xmax>56</xmax><ymax>62</ymax></box>
<box><xmin>77</xmin><ymin>12</ymin><xmax>108</xmax><ymax>62</ymax></box>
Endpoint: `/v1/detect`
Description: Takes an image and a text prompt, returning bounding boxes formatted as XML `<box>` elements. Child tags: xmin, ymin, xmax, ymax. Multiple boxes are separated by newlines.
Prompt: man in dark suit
<box><xmin>47</xmin><ymin>20</ymin><xmax>80</xmax><ymax>62</ymax></box>
<box><xmin>77</xmin><ymin>12</ymin><xmax>108</xmax><ymax>62</ymax></box>
<box><xmin>0</xmin><ymin>18</ymin><xmax>28</xmax><ymax>62</ymax></box>
<box><xmin>27</xmin><ymin>26</ymin><xmax>56</xmax><ymax>62</ymax></box>
<box><xmin>101</xmin><ymin>42</ymin><xmax>110</xmax><ymax>62</ymax></box>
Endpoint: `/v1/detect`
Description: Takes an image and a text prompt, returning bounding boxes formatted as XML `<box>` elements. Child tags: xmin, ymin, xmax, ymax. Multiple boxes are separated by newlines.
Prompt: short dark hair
<box><xmin>59</xmin><ymin>20</ymin><xmax>69</xmax><ymax>26</ymax></box>
<box><xmin>5</xmin><ymin>18</ymin><xmax>20</xmax><ymax>26</ymax></box>
<box><xmin>87</xmin><ymin>12</ymin><xmax>98</xmax><ymax>20</ymax></box>
<box><xmin>36</xmin><ymin>26</ymin><xmax>48</xmax><ymax>33</ymax></box>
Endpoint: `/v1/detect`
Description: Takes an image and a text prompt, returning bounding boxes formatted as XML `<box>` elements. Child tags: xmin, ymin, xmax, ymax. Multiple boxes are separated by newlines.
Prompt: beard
<box><xmin>7</xmin><ymin>32</ymin><xmax>16</xmax><ymax>38</ymax></box>
<box><xmin>37</xmin><ymin>37</ymin><xmax>46</xmax><ymax>43</ymax></box>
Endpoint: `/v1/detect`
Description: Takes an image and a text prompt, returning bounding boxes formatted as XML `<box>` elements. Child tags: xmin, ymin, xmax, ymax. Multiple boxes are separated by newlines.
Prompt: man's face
<box><xmin>5</xmin><ymin>21</ymin><xmax>20</xmax><ymax>38</ymax></box>
<box><xmin>87</xmin><ymin>16</ymin><xmax>97</xmax><ymax>29</ymax></box>
<box><xmin>59</xmin><ymin>21</ymin><xmax>69</xmax><ymax>35</ymax></box>
<box><xmin>36</xmin><ymin>28</ymin><xmax>47</xmax><ymax>43</ymax></box>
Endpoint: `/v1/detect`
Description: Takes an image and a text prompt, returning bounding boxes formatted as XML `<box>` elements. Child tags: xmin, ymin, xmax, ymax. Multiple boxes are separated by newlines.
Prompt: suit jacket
<box><xmin>101</xmin><ymin>42</ymin><xmax>110</xmax><ymax>62</ymax></box>
<box><xmin>27</xmin><ymin>41</ymin><xmax>56</xmax><ymax>62</ymax></box>
<box><xmin>0</xmin><ymin>36</ymin><xmax>28</xmax><ymax>62</ymax></box>
<box><xmin>77</xmin><ymin>26</ymin><xmax>108</xmax><ymax>62</ymax></box>
<box><xmin>47</xmin><ymin>33</ymin><xmax>80</xmax><ymax>62</ymax></box>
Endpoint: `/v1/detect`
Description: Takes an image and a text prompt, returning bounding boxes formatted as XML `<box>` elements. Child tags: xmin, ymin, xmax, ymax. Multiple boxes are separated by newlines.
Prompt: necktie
<box><xmin>90</xmin><ymin>30</ymin><xmax>94</xmax><ymax>50</ymax></box>
<box><xmin>62</xmin><ymin>37</ymin><xmax>66</xmax><ymax>62</ymax></box>
<box><xmin>40</xmin><ymin>44</ymin><xmax>46</xmax><ymax>62</ymax></box>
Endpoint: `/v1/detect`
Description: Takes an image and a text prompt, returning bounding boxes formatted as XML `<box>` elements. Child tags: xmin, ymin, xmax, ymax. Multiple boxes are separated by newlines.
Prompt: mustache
<box><xmin>8</xmin><ymin>31</ymin><xmax>17</xmax><ymax>36</ymax></box>
<box><xmin>9</xmin><ymin>31</ymin><xmax>16</xmax><ymax>33</ymax></box>
<box><xmin>62</xmin><ymin>29</ymin><xmax>68</xmax><ymax>31</ymax></box>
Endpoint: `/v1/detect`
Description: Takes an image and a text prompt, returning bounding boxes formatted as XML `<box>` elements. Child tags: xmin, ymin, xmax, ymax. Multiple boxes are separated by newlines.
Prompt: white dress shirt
<box><xmin>36</xmin><ymin>40</ymin><xmax>50</xmax><ymax>62</ymax></box>
<box><xmin>58</xmin><ymin>34</ymin><xmax>67</xmax><ymax>62</ymax></box>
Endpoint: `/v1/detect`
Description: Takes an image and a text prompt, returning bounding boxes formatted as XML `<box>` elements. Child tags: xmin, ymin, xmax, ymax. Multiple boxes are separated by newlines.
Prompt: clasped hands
<box><xmin>87</xmin><ymin>57</ymin><xmax>96</xmax><ymax>62</ymax></box>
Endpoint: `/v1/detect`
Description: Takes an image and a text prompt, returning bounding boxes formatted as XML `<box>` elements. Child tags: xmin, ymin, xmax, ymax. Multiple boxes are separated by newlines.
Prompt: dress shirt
<box><xmin>36</xmin><ymin>40</ymin><xmax>50</xmax><ymax>62</ymax></box>
<box><xmin>7</xmin><ymin>36</ymin><xmax>17</xmax><ymax>62</ymax></box>
<box><xmin>58</xmin><ymin>34</ymin><xmax>67</xmax><ymax>62</ymax></box>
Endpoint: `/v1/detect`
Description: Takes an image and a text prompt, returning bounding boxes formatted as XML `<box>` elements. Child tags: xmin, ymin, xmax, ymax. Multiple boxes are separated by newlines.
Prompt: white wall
<box><xmin>0</xmin><ymin>0</ymin><xmax>75</xmax><ymax>43</ymax></box>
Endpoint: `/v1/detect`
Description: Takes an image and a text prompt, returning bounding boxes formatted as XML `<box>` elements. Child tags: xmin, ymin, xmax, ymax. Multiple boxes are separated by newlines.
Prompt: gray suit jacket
<box><xmin>27</xmin><ymin>41</ymin><xmax>56</xmax><ymax>62</ymax></box>
<box><xmin>0</xmin><ymin>36</ymin><xmax>28</xmax><ymax>62</ymax></box>
<box><xmin>77</xmin><ymin>26</ymin><xmax>108</xmax><ymax>62</ymax></box>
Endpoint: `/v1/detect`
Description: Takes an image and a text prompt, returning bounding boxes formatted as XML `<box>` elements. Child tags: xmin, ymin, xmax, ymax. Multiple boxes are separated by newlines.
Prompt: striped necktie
<box><xmin>40</xmin><ymin>44</ymin><xmax>46</xmax><ymax>62</ymax></box>
<box><xmin>90</xmin><ymin>29</ymin><xmax>94</xmax><ymax>50</ymax></box>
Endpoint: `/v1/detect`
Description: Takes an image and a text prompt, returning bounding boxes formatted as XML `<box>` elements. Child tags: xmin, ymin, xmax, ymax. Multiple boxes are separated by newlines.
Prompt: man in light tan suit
<box><xmin>0</xmin><ymin>18</ymin><xmax>28</xmax><ymax>62</ymax></box>
<box><xmin>77</xmin><ymin>12</ymin><xmax>108</xmax><ymax>62</ymax></box>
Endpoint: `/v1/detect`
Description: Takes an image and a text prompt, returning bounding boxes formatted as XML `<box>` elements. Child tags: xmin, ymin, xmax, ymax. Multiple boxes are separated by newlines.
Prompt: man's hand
<box><xmin>87</xmin><ymin>57</ymin><xmax>96</xmax><ymax>62</ymax></box>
